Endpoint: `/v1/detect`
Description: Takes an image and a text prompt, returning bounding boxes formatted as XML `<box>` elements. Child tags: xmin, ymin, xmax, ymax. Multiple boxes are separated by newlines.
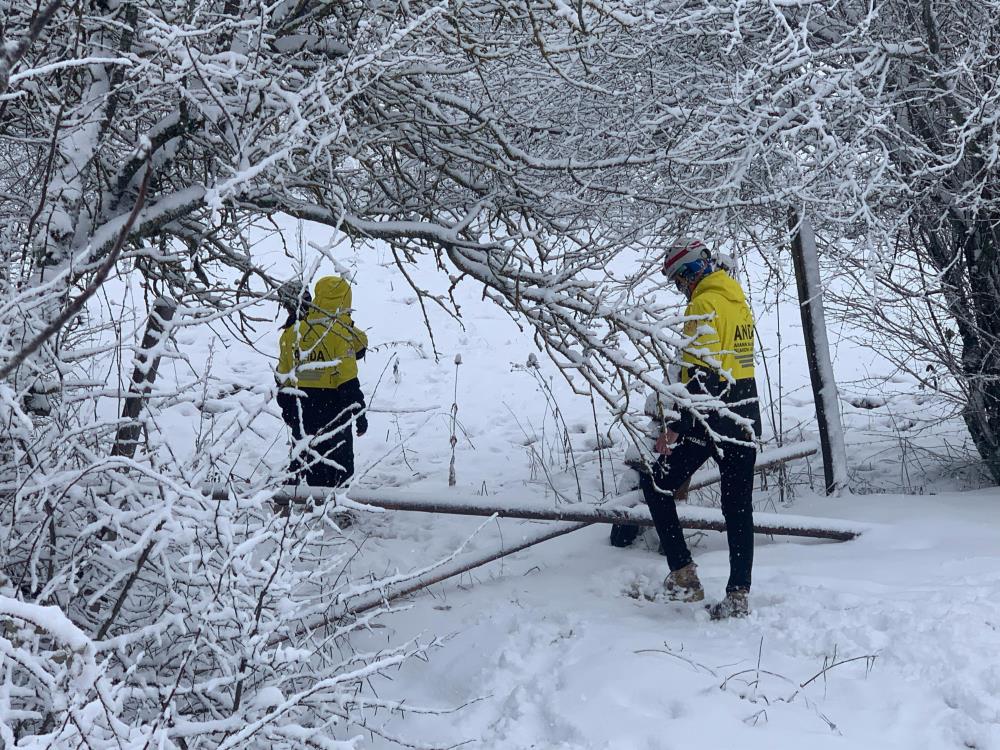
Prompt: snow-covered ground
<box><xmin>354</xmin><ymin>490</ymin><xmax>1000</xmax><ymax>750</ymax></box>
<box><xmin>139</xmin><ymin>221</ymin><xmax>999</xmax><ymax>749</ymax></box>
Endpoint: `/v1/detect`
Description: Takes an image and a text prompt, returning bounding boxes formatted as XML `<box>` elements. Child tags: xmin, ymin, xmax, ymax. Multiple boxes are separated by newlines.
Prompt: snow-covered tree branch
<box><xmin>4</xmin><ymin>0</ymin><xmax>1000</xmax><ymax>743</ymax></box>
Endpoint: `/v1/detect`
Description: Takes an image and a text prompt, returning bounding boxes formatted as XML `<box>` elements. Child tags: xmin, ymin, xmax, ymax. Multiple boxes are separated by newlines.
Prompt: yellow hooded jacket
<box><xmin>673</xmin><ymin>269</ymin><xmax>761</xmax><ymax>439</ymax></box>
<box><xmin>681</xmin><ymin>270</ymin><xmax>755</xmax><ymax>382</ymax></box>
<box><xmin>276</xmin><ymin>276</ymin><xmax>368</xmax><ymax>390</ymax></box>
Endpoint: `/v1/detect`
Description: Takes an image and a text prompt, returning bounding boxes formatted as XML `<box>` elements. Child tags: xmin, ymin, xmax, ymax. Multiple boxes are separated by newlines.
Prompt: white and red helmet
<box><xmin>661</xmin><ymin>238</ymin><xmax>711</xmax><ymax>279</ymax></box>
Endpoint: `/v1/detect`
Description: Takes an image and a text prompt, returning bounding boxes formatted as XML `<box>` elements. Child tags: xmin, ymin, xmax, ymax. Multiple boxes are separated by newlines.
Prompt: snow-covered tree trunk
<box><xmin>110</xmin><ymin>296</ymin><xmax>176</xmax><ymax>458</ymax></box>
<box><xmin>790</xmin><ymin>211</ymin><xmax>848</xmax><ymax>494</ymax></box>
<box><xmin>959</xmin><ymin>233</ymin><xmax>1000</xmax><ymax>483</ymax></box>
<box><xmin>885</xmin><ymin>2</ymin><xmax>1000</xmax><ymax>483</ymax></box>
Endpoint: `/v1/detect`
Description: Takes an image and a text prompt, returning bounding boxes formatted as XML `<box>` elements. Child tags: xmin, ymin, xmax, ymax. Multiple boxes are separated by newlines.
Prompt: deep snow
<box><xmin>352</xmin><ymin>490</ymin><xmax>1000</xmax><ymax>750</ymax></box>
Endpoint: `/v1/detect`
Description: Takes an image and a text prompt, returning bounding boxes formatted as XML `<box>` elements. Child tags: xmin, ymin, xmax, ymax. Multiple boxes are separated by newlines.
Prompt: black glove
<box><xmin>356</xmin><ymin>412</ymin><xmax>368</xmax><ymax>437</ymax></box>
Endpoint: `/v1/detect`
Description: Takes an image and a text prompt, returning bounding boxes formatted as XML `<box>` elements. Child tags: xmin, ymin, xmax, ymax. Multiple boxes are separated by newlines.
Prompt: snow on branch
<box><xmin>6</xmin><ymin>55</ymin><xmax>134</xmax><ymax>86</ymax></box>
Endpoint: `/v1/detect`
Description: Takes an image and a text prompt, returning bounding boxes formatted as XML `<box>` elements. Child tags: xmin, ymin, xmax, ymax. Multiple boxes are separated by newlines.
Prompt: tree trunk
<box><xmin>959</xmin><ymin>220</ymin><xmax>1000</xmax><ymax>482</ymax></box>
<box><xmin>111</xmin><ymin>298</ymin><xmax>176</xmax><ymax>458</ymax></box>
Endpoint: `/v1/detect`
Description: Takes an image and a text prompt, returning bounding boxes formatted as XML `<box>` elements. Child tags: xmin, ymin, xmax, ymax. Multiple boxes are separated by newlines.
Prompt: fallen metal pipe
<box><xmin>341</xmin><ymin>491</ymin><xmax>861</xmax><ymax>542</ymax></box>
<box><xmin>275</xmin><ymin>443</ymin><xmax>847</xmax><ymax>539</ymax></box>
<box><xmin>267</xmin><ymin>440</ymin><xmax>854</xmax><ymax>627</ymax></box>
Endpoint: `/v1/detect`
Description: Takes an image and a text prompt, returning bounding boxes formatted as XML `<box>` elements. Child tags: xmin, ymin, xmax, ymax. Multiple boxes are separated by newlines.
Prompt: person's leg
<box><xmin>715</xmin><ymin>440</ymin><xmax>757</xmax><ymax>592</ymax></box>
<box><xmin>323</xmin><ymin>420</ymin><xmax>354</xmax><ymax>488</ymax></box>
<box><xmin>611</xmin><ymin>456</ymin><xmax>643</xmax><ymax>547</ymax></box>
<box><xmin>328</xmin><ymin>388</ymin><xmax>364</xmax><ymax>487</ymax></box>
<box><xmin>277</xmin><ymin>391</ymin><xmax>307</xmax><ymax>484</ymax></box>
<box><xmin>309</xmin><ymin>395</ymin><xmax>355</xmax><ymax>489</ymax></box>
<box><xmin>642</xmin><ymin>437</ymin><xmax>712</xmax><ymax>572</ymax></box>
<box><xmin>296</xmin><ymin>392</ymin><xmax>330</xmax><ymax>487</ymax></box>
<box><xmin>612</xmin><ymin>478</ymin><xmax>690</xmax><ymax>550</ymax></box>
<box><xmin>609</xmin><ymin>522</ymin><xmax>641</xmax><ymax>548</ymax></box>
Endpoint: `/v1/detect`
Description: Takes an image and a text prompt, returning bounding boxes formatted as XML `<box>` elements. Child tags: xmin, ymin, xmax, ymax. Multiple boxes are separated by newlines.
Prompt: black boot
<box><xmin>610</xmin><ymin>523</ymin><xmax>641</xmax><ymax>547</ymax></box>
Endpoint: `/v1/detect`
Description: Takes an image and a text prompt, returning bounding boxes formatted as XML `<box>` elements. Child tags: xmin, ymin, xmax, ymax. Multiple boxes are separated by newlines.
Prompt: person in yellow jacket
<box><xmin>276</xmin><ymin>276</ymin><xmax>368</xmax><ymax>492</ymax></box>
<box><xmin>645</xmin><ymin>239</ymin><xmax>762</xmax><ymax>619</ymax></box>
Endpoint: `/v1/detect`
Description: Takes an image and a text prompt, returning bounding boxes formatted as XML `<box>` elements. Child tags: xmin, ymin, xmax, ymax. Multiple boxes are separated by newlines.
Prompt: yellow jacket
<box><xmin>681</xmin><ymin>270</ymin><xmax>755</xmax><ymax>383</ymax></box>
<box><xmin>277</xmin><ymin>276</ymin><xmax>368</xmax><ymax>389</ymax></box>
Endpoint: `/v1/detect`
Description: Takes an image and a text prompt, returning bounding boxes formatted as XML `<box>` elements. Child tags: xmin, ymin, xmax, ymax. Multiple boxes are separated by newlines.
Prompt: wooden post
<box><xmin>789</xmin><ymin>210</ymin><xmax>848</xmax><ymax>494</ymax></box>
<box><xmin>111</xmin><ymin>297</ymin><xmax>176</xmax><ymax>458</ymax></box>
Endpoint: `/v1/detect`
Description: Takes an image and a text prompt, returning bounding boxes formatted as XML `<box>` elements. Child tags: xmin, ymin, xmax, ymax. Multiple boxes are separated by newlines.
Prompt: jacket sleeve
<box><xmin>276</xmin><ymin>327</ymin><xmax>296</xmax><ymax>384</ymax></box>
<box><xmin>668</xmin><ymin>297</ymin><xmax>721</xmax><ymax>436</ymax></box>
<box><xmin>354</xmin><ymin>325</ymin><xmax>368</xmax><ymax>355</ymax></box>
<box><xmin>339</xmin><ymin>377</ymin><xmax>368</xmax><ymax>433</ymax></box>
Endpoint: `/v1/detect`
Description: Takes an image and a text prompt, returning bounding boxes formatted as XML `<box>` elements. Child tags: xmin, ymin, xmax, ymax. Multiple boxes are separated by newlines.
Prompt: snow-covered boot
<box><xmin>663</xmin><ymin>562</ymin><xmax>704</xmax><ymax>602</ymax></box>
<box><xmin>708</xmin><ymin>588</ymin><xmax>750</xmax><ymax>620</ymax></box>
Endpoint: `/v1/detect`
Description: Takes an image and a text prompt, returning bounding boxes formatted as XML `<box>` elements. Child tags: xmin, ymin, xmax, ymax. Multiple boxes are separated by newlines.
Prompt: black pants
<box><xmin>277</xmin><ymin>386</ymin><xmax>361</xmax><ymax>488</ymax></box>
<box><xmin>642</xmin><ymin>433</ymin><xmax>756</xmax><ymax>592</ymax></box>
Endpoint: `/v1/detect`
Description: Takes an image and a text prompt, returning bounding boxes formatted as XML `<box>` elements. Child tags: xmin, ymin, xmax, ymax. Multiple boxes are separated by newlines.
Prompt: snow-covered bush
<box><xmin>0</xmin><ymin>286</ymin><xmax>443</xmax><ymax>747</ymax></box>
<box><xmin>1</xmin><ymin>0</ymin><xmax>737</xmax><ymax>435</ymax></box>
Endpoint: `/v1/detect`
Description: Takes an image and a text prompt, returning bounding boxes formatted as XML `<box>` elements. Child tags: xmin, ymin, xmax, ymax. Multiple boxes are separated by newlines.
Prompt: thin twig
<box><xmin>799</xmin><ymin>654</ymin><xmax>878</xmax><ymax>689</ymax></box>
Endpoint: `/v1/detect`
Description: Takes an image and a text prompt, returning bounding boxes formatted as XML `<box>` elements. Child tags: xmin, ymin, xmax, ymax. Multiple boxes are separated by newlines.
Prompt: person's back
<box><xmin>676</xmin><ymin>268</ymin><xmax>761</xmax><ymax>441</ymax></box>
<box><xmin>277</xmin><ymin>276</ymin><xmax>367</xmax><ymax>390</ymax></box>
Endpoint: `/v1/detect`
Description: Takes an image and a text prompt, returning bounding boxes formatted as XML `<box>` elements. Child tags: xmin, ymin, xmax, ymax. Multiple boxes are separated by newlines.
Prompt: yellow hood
<box><xmin>694</xmin><ymin>269</ymin><xmax>748</xmax><ymax>306</ymax></box>
<box><xmin>310</xmin><ymin>276</ymin><xmax>352</xmax><ymax>318</ymax></box>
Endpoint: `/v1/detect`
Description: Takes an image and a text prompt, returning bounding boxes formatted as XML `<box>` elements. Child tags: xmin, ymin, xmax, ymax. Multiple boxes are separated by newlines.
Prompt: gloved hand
<box><xmin>356</xmin><ymin>413</ymin><xmax>368</xmax><ymax>437</ymax></box>
<box><xmin>654</xmin><ymin>428</ymin><xmax>678</xmax><ymax>456</ymax></box>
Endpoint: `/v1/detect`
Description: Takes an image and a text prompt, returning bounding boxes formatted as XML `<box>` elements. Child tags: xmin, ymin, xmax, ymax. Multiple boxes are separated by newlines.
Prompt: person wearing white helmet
<box><xmin>645</xmin><ymin>238</ymin><xmax>762</xmax><ymax>619</ymax></box>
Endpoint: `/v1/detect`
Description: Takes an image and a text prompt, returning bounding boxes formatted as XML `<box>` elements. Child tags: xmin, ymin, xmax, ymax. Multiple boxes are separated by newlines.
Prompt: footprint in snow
<box><xmin>622</xmin><ymin>572</ymin><xmax>664</xmax><ymax>602</ymax></box>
